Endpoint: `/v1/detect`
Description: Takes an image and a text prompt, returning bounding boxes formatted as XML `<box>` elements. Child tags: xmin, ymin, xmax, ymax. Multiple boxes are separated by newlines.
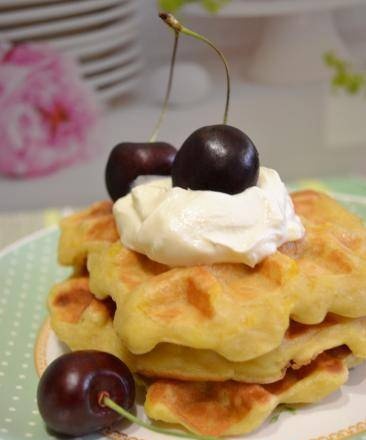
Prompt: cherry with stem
<box><xmin>105</xmin><ymin>27</ymin><xmax>180</xmax><ymax>201</ymax></box>
<box><xmin>37</xmin><ymin>350</ymin><xmax>217</xmax><ymax>440</ymax></box>
<box><xmin>160</xmin><ymin>12</ymin><xmax>260</xmax><ymax>195</ymax></box>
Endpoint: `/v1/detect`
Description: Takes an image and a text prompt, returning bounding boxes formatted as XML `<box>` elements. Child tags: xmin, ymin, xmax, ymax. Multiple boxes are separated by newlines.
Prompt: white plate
<box><xmin>86</xmin><ymin>74</ymin><xmax>140</xmax><ymax>102</ymax></box>
<box><xmin>26</xmin><ymin>16</ymin><xmax>140</xmax><ymax>51</ymax></box>
<box><xmin>86</xmin><ymin>58</ymin><xmax>142</xmax><ymax>88</ymax></box>
<box><xmin>0</xmin><ymin>0</ymin><xmax>129</xmax><ymax>26</ymax></box>
<box><xmin>0</xmin><ymin>0</ymin><xmax>60</xmax><ymax>5</ymax></box>
<box><xmin>80</xmin><ymin>45</ymin><xmax>141</xmax><ymax>76</ymax></box>
<box><xmin>67</xmin><ymin>31</ymin><xmax>138</xmax><ymax>58</ymax></box>
<box><xmin>0</xmin><ymin>2</ymin><xmax>137</xmax><ymax>40</ymax></box>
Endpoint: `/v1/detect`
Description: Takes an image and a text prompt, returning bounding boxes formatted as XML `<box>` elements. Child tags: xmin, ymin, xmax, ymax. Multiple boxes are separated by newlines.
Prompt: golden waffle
<box><xmin>58</xmin><ymin>201</ymin><xmax>119</xmax><ymax>269</ymax></box>
<box><xmin>47</xmin><ymin>277</ymin><xmax>133</xmax><ymax>369</ymax></box>
<box><xmin>145</xmin><ymin>346</ymin><xmax>362</xmax><ymax>437</ymax></box>
<box><xmin>48</xmin><ymin>278</ymin><xmax>366</xmax><ymax>385</ymax></box>
<box><xmin>132</xmin><ymin>314</ymin><xmax>366</xmax><ymax>383</ymax></box>
<box><xmin>113</xmin><ymin>191</ymin><xmax>366</xmax><ymax>362</ymax></box>
<box><xmin>292</xmin><ymin>190</ymin><xmax>366</xmax><ymax>233</ymax></box>
<box><xmin>87</xmin><ymin>242</ymin><xmax>167</xmax><ymax>302</ymax></box>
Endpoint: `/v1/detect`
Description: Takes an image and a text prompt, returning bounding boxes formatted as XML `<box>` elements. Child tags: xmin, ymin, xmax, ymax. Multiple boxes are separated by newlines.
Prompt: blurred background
<box><xmin>1</xmin><ymin>0</ymin><xmax>366</xmax><ymax>222</ymax></box>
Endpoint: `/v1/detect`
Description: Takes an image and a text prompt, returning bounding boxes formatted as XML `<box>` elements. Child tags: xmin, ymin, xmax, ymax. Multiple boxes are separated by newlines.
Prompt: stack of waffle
<box><xmin>47</xmin><ymin>190</ymin><xmax>366</xmax><ymax>437</ymax></box>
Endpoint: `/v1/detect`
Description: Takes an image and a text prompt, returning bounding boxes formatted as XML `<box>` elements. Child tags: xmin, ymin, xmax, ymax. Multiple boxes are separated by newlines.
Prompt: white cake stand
<box><xmin>186</xmin><ymin>0</ymin><xmax>366</xmax><ymax>84</ymax></box>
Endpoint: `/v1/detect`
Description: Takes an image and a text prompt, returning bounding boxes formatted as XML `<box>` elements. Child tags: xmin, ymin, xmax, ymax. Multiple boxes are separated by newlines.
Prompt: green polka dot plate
<box><xmin>1</xmin><ymin>189</ymin><xmax>366</xmax><ymax>440</ymax></box>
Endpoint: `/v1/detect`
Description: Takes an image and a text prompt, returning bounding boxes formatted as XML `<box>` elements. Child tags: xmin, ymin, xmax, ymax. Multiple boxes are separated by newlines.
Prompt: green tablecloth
<box><xmin>1</xmin><ymin>176</ymin><xmax>366</xmax><ymax>250</ymax></box>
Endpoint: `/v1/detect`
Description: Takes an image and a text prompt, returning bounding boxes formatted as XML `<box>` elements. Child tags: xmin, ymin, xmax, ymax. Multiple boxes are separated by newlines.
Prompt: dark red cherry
<box><xmin>37</xmin><ymin>350</ymin><xmax>135</xmax><ymax>437</ymax></box>
<box><xmin>172</xmin><ymin>124</ymin><xmax>259</xmax><ymax>194</ymax></box>
<box><xmin>105</xmin><ymin>142</ymin><xmax>176</xmax><ymax>201</ymax></box>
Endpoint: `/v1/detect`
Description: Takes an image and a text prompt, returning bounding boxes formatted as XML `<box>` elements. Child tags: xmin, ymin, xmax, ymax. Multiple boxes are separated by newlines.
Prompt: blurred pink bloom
<box><xmin>0</xmin><ymin>43</ymin><xmax>101</xmax><ymax>178</ymax></box>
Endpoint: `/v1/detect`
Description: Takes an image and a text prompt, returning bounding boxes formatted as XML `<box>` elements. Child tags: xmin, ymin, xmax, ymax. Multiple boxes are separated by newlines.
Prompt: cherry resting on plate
<box><xmin>37</xmin><ymin>350</ymin><xmax>135</xmax><ymax>436</ymax></box>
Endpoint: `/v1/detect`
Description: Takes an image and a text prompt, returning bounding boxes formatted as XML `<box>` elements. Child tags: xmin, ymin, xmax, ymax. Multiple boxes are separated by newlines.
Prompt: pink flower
<box><xmin>0</xmin><ymin>43</ymin><xmax>101</xmax><ymax>178</ymax></box>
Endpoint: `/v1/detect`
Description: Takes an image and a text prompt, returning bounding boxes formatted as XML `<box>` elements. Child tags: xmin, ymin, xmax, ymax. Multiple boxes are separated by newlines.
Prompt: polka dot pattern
<box><xmin>0</xmin><ymin>228</ymin><xmax>69</xmax><ymax>440</ymax></box>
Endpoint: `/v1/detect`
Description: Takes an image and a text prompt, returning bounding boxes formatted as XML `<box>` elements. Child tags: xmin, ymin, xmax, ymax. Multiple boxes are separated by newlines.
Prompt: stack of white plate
<box><xmin>0</xmin><ymin>0</ymin><xmax>142</xmax><ymax>102</ymax></box>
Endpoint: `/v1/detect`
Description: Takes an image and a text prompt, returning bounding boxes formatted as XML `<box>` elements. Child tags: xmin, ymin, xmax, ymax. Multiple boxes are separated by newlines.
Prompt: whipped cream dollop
<box><xmin>113</xmin><ymin>167</ymin><xmax>305</xmax><ymax>267</ymax></box>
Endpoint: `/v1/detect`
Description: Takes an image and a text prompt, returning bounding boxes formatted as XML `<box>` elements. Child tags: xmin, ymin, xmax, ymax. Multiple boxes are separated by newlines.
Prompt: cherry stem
<box><xmin>159</xmin><ymin>12</ymin><xmax>230</xmax><ymax>125</ymax></box>
<box><xmin>149</xmin><ymin>30</ymin><xmax>180</xmax><ymax>142</ymax></box>
<box><xmin>102</xmin><ymin>395</ymin><xmax>218</xmax><ymax>440</ymax></box>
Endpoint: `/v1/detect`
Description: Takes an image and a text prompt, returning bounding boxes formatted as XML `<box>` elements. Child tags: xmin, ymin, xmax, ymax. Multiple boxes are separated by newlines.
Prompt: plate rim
<box><xmin>0</xmin><ymin>0</ymin><xmax>130</xmax><ymax>25</ymax></box>
<box><xmin>66</xmin><ymin>31</ymin><xmax>138</xmax><ymax>57</ymax></box>
<box><xmin>0</xmin><ymin>225</ymin><xmax>56</xmax><ymax>259</ymax></box>
<box><xmin>41</xmin><ymin>16</ymin><xmax>139</xmax><ymax>51</ymax></box>
<box><xmin>79</xmin><ymin>45</ymin><xmax>141</xmax><ymax>75</ymax></box>
<box><xmin>87</xmin><ymin>59</ymin><xmax>142</xmax><ymax>88</ymax></box>
<box><xmin>98</xmin><ymin>75</ymin><xmax>141</xmax><ymax>102</ymax></box>
<box><xmin>1</xmin><ymin>2</ymin><xmax>137</xmax><ymax>41</ymax></box>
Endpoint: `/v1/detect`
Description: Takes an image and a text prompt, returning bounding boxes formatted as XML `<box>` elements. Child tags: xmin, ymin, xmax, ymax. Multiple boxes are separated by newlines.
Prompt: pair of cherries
<box><xmin>105</xmin><ymin>124</ymin><xmax>260</xmax><ymax>201</ymax></box>
<box><xmin>106</xmin><ymin>12</ymin><xmax>260</xmax><ymax>201</ymax></box>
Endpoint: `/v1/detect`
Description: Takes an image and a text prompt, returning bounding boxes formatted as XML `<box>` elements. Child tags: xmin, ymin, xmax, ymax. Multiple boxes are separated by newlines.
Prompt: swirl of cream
<box><xmin>113</xmin><ymin>167</ymin><xmax>305</xmax><ymax>267</ymax></box>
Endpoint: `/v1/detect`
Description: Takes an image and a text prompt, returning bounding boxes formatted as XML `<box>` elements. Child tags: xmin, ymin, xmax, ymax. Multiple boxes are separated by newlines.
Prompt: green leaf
<box><xmin>158</xmin><ymin>0</ymin><xmax>229</xmax><ymax>13</ymax></box>
<box><xmin>202</xmin><ymin>0</ymin><xmax>230</xmax><ymax>12</ymax></box>
<box><xmin>270</xmin><ymin>413</ymin><xmax>280</xmax><ymax>423</ymax></box>
<box><xmin>269</xmin><ymin>405</ymin><xmax>297</xmax><ymax>423</ymax></box>
<box><xmin>158</xmin><ymin>0</ymin><xmax>190</xmax><ymax>12</ymax></box>
<box><xmin>324</xmin><ymin>51</ymin><xmax>366</xmax><ymax>96</ymax></box>
<box><xmin>324</xmin><ymin>51</ymin><xmax>346</xmax><ymax>70</ymax></box>
<box><xmin>283</xmin><ymin>405</ymin><xmax>297</xmax><ymax>414</ymax></box>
